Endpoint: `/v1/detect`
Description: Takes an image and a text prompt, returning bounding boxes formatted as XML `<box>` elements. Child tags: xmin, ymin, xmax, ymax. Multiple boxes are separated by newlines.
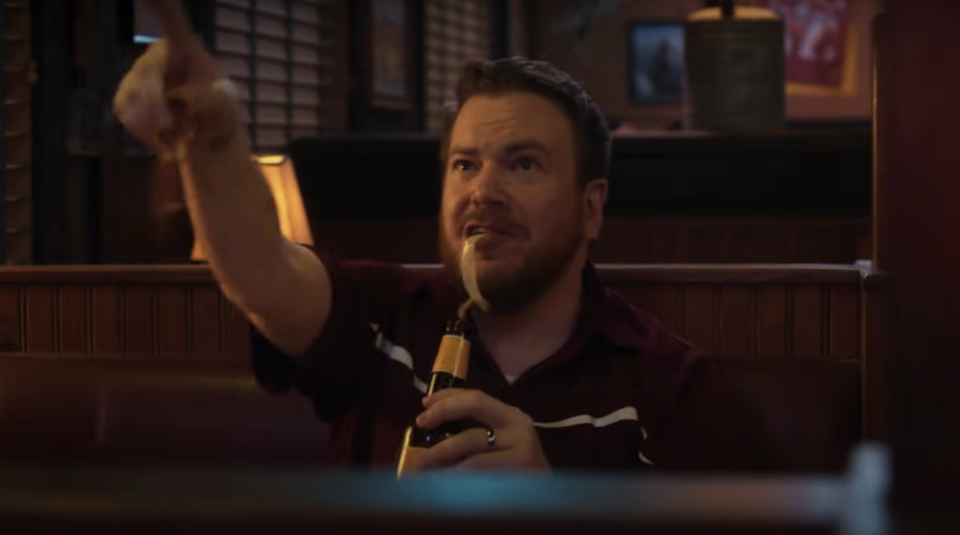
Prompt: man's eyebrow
<box><xmin>501</xmin><ymin>139</ymin><xmax>549</xmax><ymax>155</ymax></box>
<box><xmin>448</xmin><ymin>145</ymin><xmax>479</xmax><ymax>157</ymax></box>
<box><xmin>448</xmin><ymin>139</ymin><xmax>550</xmax><ymax>158</ymax></box>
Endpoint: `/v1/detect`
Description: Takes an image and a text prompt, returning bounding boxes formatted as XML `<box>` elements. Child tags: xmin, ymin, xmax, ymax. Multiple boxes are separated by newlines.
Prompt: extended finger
<box><xmin>416</xmin><ymin>389</ymin><xmax>519</xmax><ymax>430</ymax></box>
<box><xmin>414</xmin><ymin>427</ymin><xmax>505</xmax><ymax>470</ymax></box>
<box><xmin>143</xmin><ymin>0</ymin><xmax>196</xmax><ymax>47</ymax></box>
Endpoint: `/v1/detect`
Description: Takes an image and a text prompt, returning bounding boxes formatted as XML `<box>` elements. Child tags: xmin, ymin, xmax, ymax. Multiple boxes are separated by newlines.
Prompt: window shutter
<box><xmin>2</xmin><ymin>0</ymin><xmax>33</xmax><ymax>264</ymax></box>
<box><xmin>212</xmin><ymin>0</ymin><xmax>335</xmax><ymax>153</ymax></box>
<box><xmin>424</xmin><ymin>0</ymin><xmax>492</xmax><ymax>132</ymax></box>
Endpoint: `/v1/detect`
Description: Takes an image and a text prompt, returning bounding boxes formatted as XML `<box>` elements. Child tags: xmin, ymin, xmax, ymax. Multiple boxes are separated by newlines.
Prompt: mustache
<box><xmin>458</xmin><ymin>212</ymin><xmax>525</xmax><ymax>235</ymax></box>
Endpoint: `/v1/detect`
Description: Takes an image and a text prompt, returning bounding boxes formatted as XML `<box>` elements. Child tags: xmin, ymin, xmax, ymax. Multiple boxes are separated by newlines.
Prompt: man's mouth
<box><xmin>464</xmin><ymin>224</ymin><xmax>510</xmax><ymax>238</ymax></box>
<box><xmin>461</xmin><ymin>223</ymin><xmax>522</xmax><ymax>255</ymax></box>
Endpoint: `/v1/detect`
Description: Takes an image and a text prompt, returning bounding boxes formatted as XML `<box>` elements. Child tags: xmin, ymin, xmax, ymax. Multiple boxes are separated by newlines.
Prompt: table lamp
<box><xmin>190</xmin><ymin>154</ymin><xmax>314</xmax><ymax>261</ymax></box>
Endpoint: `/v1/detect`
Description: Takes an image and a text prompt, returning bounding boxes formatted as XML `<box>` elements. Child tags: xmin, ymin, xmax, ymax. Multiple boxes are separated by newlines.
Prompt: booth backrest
<box><xmin>0</xmin><ymin>264</ymin><xmax>867</xmax><ymax>472</ymax></box>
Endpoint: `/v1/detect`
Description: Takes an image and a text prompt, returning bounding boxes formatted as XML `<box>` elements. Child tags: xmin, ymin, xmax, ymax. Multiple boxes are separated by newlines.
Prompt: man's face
<box><xmin>439</xmin><ymin>92</ymin><xmax>607</xmax><ymax>314</ymax></box>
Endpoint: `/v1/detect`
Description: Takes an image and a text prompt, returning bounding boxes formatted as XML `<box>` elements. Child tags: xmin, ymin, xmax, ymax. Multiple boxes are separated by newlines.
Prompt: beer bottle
<box><xmin>396</xmin><ymin>318</ymin><xmax>472</xmax><ymax>477</ymax></box>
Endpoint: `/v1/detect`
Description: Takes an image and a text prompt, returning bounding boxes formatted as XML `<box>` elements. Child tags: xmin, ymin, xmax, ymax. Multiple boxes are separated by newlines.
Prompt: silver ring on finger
<box><xmin>485</xmin><ymin>427</ymin><xmax>497</xmax><ymax>448</ymax></box>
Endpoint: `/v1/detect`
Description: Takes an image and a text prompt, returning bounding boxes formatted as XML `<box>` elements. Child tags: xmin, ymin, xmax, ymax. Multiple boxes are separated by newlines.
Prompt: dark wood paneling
<box><xmin>0</xmin><ymin>274</ymin><xmax>247</xmax><ymax>360</ymax></box>
<box><xmin>31</xmin><ymin>0</ymin><xmax>72</xmax><ymax>264</ymax></box>
<box><xmin>597</xmin><ymin>217</ymin><xmax>870</xmax><ymax>264</ymax></box>
<box><xmin>879</xmin><ymin>0</ymin><xmax>960</xmax><ymax>515</ymax></box>
<box><xmin>572</xmin><ymin>266</ymin><xmax>861</xmax><ymax>361</ymax></box>
<box><xmin>0</xmin><ymin>263</ymin><xmax>863</xmax><ymax>361</ymax></box>
<box><xmin>122</xmin><ymin>132</ymin><xmax>870</xmax><ymax>264</ymax></box>
<box><xmin>606</xmin><ymin>134</ymin><xmax>870</xmax><ymax>218</ymax></box>
<box><xmin>3</xmin><ymin>0</ymin><xmax>34</xmax><ymax>264</ymax></box>
<box><xmin>278</xmin><ymin>133</ymin><xmax>871</xmax><ymax>265</ymax></box>
<box><xmin>0</xmin><ymin>264</ymin><xmax>864</xmax><ymax>473</ymax></box>
<box><xmin>289</xmin><ymin>132</ymin><xmax>870</xmax><ymax>219</ymax></box>
<box><xmin>100</xmin><ymin>154</ymin><xmax>159</xmax><ymax>263</ymax></box>
<box><xmin>861</xmin><ymin>267</ymin><xmax>890</xmax><ymax>442</ymax></box>
<box><xmin>309</xmin><ymin>216</ymin><xmax>871</xmax><ymax>265</ymax></box>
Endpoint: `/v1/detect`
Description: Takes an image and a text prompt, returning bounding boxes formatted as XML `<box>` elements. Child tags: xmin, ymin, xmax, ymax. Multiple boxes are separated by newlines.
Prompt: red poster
<box><xmin>754</xmin><ymin>0</ymin><xmax>852</xmax><ymax>87</ymax></box>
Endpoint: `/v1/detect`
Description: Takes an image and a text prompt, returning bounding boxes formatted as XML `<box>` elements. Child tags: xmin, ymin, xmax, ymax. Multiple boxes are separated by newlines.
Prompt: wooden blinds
<box><xmin>2</xmin><ymin>0</ymin><xmax>32</xmax><ymax>264</ymax></box>
<box><xmin>424</xmin><ymin>0</ymin><xmax>492</xmax><ymax>132</ymax></box>
<box><xmin>211</xmin><ymin>0</ymin><xmax>335</xmax><ymax>152</ymax></box>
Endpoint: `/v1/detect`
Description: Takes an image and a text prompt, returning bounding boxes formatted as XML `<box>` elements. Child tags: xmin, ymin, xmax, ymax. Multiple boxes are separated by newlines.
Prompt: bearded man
<box><xmin>115</xmin><ymin>0</ymin><xmax>771</xmax><ymax>473</ymax></box>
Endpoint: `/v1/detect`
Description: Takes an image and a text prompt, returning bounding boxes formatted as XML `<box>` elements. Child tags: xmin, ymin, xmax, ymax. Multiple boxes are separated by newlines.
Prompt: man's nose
<box><xmin>470</xmin><ymin>163</ymin><xmax>509</xmax><ymax>209</ymax></box>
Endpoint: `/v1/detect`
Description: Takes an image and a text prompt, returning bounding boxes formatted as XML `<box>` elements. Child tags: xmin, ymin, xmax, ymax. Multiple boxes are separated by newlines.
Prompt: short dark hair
<box><xmin>439</xmin><ymin>57</ymin><xmax>611</xmax><ymax>188</ymax></box>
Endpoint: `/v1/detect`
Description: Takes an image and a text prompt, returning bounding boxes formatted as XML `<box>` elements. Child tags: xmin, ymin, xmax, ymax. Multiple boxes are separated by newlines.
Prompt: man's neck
<box><xmin>474</xmin><ymin>260</ymin><xmax>586</xmax><ymax>378</ymax></box>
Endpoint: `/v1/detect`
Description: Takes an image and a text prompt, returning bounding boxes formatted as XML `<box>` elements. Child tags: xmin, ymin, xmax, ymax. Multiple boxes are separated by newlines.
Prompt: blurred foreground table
<box><xmin>0</xmin><ymin>448</ymin><xmax>889</xmax><ymax>535</ymax></box>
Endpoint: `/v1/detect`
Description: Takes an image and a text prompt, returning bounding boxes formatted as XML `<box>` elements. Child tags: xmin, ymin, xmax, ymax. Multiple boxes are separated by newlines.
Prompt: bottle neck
<box><xmin>445</xmin><ymin>317</ymin><xmax>475</xmax><ymax>338</ymax></box>
<box><xmin>432</xmin><ymin>317</ymin><xmax>473</xmax><ymax>382</ymax></box>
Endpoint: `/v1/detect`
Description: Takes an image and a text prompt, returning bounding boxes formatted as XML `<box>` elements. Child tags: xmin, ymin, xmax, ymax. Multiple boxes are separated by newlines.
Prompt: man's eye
<box><xmin>516</xmin><ymin>157</ymin><xmax>537</xmax><ymax>171</ymax></box>
<box><xmin>453</xmin><ymin>160</ymin><xmax>475</xmax><ymax>172</ymax></box>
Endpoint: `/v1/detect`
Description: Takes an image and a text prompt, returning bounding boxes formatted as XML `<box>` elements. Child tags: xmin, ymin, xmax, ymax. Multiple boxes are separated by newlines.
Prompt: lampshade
<box><xmin>191</xmin><ymin>154</ymin><xmax>314</xmax><ymax>261</ymax></box>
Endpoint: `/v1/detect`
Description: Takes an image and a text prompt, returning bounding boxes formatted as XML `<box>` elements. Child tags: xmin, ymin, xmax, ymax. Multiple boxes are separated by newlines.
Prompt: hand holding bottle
<box><xmin>411</xmin><ymin>388</ymin><xmax>552</xmax><ymax>472</ymax></box>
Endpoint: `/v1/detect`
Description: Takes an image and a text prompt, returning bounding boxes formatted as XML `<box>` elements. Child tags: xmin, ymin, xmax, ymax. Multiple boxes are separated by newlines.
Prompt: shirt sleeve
<box><xmin>250</xmin><ymin>248</ymin><xmax>418</xmax><ymax>422</ymax></box>
<box><xmin>639</xmin><ymin>334</ymin><xmax>775</xmax><ymax>473</ymax></box>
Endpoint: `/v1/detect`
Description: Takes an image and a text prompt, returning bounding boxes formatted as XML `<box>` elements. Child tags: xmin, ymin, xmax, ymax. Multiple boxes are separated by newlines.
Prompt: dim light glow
<box><xmin>191</xmin><ymin>154</ymin><xmax>314</xmax><ymax>261</ymax></box>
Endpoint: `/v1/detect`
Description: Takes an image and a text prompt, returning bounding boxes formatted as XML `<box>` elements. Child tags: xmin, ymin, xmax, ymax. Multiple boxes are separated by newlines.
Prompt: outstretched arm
<box><xmin>114</xmin><ymin>0</ymin><xmax>331</xmax><ymax>357</ymax></box>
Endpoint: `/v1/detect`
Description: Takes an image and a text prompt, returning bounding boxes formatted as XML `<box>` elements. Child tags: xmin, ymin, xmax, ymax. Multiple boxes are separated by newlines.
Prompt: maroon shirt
<box><xmin>252</xmin><ymin>252</ymin><xmax>772</xmax><ymax>472</ymax></box>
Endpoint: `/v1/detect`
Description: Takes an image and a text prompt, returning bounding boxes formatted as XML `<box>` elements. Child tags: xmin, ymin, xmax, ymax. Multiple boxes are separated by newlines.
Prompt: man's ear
<box><xmin>583</xmin><ymin>178</ymin><xmax>608</xmax><ymax>241</ymax></box>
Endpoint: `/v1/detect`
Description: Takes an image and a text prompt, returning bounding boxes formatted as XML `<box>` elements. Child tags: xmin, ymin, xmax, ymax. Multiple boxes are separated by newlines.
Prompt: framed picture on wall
<box><xmin>753</xmin><ymin>0</ymin><xmax>852</xmax><ymax>87</ymax></box>
<box><xmin>367</xmin><ymin>0</ymin><xmax>415</xmax><ymax>111</ymax></box>
<box><xmin>739</xmin><ymin>0</ymin><xmax>875</xmax><ymax>121</ymax></box>
<box><xmin>628</xmin><ymin>21</ymin><xmax>685</xmax><ymax>104</ymax></box>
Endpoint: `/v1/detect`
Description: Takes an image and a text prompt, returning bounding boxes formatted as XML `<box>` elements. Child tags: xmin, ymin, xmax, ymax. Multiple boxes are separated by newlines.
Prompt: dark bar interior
<box><xmin>5</xmin><ymin>0</ymin><xmax>960</xmax><ymax>532</ymax></box>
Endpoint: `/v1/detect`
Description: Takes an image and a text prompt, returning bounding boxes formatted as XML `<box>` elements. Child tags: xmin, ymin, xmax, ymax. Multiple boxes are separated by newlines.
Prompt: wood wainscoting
<box><xmin>0</xmin><ymin>263</ymin><xmax>880</xmax><ymax>471</ymax></box>
<box><xmin>0</xmin><ymin>263</ymin><xmax>864</xmax><ymax>360</ymax></box>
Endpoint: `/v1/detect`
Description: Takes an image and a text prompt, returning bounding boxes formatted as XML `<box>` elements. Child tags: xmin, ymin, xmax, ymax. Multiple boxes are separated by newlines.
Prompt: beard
<box><xmin>439</xmin><ymin>208</ymin><xmax>585</xmax><ymax>316</ymax></box>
